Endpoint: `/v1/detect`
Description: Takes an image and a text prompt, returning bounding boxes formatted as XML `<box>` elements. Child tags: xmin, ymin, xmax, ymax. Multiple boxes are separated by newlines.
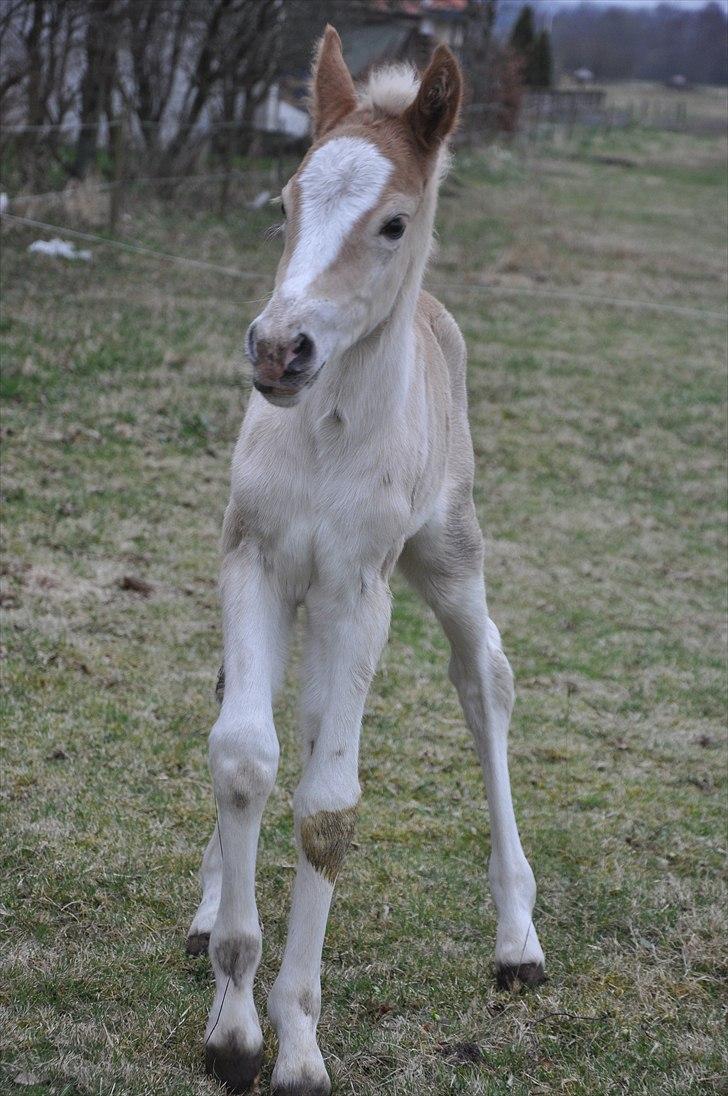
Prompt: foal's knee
<box><xmin>208</xmin><ymin>717</ymin><xmax>279</xmax><ymax>808</ymax></box>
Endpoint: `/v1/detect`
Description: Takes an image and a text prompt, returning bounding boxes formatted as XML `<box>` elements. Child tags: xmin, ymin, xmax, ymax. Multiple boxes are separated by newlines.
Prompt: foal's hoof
<box><xmin>272</xmin><ymin>1079</ymin><xmax>332</xmax><ymax>1096</ymax></box>
<box><xmin>205</xmin><ymin>1036</ymin><xmax>263</xmax><ymax>1093</ymax></box>
<box><xmin>186</xmin><ymin>931</ymin><xmax>210</xmax><ymax>956</ymax></box>
<box><xmin>495</xmin><ymin>961</ymin><xmax>546</xmax><ymax>990</ymax></box>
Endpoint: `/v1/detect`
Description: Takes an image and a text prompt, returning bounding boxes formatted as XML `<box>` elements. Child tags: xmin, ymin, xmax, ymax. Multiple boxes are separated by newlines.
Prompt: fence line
<box><xmin>431</xmin><ymin>280</ymin><xmax>728</xmax><ymax>322</ymax></box>
<box><xmin>2</xmin><ymin>118</ymin><xmax>275</xmax><ymax>134</ymax></box>
<box><xmin>1</xmin><ymin>121</ymin><xmax>121</xmax><ymax>133</ymax></box>
<box><xmin>3</xmin><ymin>211</ymin><xmax>725</xmax><ymax>324</ymax></box>
<box><xmin>6</xmin><ymin>170</ymin><xmax>258</xmax><ymax>206</ymax></box>
<box><xmin>0</xmin><ymin>212</ymin><xmax>269</xmax><ymax>295</ymax></box>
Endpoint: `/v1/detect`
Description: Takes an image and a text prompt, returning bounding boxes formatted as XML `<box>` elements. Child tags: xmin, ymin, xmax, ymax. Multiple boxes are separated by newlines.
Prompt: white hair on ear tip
<box><xmin>358</xmin><ymin>63</ymin><xmax>420</xmax><ymax>114</ymax></box>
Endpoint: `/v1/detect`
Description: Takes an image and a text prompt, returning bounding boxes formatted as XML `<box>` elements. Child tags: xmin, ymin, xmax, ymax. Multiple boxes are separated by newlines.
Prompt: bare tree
<box><xmin>2</xmin><ymin>0</ymin><xmax>285</xmax><ymax>190</ymax></box>
<box><xmin>217</xmin><ymin>0</ymin><xmax>284</xmax><ymax>153</ymax></box>
<box><xmin>0</xmin><ymin>0</ymin><xmax>32</xmax><ymax>121</ymax></box>
<box><xmin>27</xmin><ymin>0</ymin><xmax>83</xmax><ymax>129</ymax></box>
<box><xmin>0</xmin><ymin>0</ymin><xmax>86</xmax><ymax>189</ymax></box>
<box><xmin>0</xmin><ymin>0</ymin><xmax>83</xmax><ymax>129</ymax></box>
<box><xmin>213</xmin><ymin>0</ymin><xmax>283</xmax><ymax>214</ymax></box>
<box><xmin>121</xmin><ymin>0</ymin><xmax>283</xmax><ymax>175</ymax></box>
<box><xmin>121</xmin><ymin>0</ymin><xmax>195</xmax><ymax>156</ymax></box>
<box><xmin>72</xmin><ymin>0</ymin><xmax>121</xmax><ymax>177</ymax></box>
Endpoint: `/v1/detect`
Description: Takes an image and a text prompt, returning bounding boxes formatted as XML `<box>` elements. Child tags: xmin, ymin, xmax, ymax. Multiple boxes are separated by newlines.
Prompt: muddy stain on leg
<box><xmin>300</xmin><ymin>805</ymin><xmax>358</xmax><ymax>884</ymax></box>
<box><xmin>212</xmin><ymin>933</ymin><xmax>260</xmax><ymax>989</ymax></box>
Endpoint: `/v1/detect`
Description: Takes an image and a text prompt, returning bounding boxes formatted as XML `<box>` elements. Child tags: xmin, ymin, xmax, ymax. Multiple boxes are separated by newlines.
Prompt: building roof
<box><xmin>372</xmin><ymin>0</ymin><xmax>468</xmax><ymax>15</ymax></box>
<box><xmin>342</xmin><ymin>23</ymin><xmax>413</xmax><ymax>79</ymax></box>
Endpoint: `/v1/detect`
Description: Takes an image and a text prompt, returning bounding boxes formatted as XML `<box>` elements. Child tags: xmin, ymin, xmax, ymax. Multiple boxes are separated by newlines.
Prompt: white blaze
<box><xmin>282</xmin><ymin>137</ymin><xmax>393</xmax><ymax>298</ymax></box>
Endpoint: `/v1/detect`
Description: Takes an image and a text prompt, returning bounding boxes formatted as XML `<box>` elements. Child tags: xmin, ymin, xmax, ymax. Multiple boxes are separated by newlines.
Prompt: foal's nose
<box><xmin>247</xmin><ymin>324</ymin><xmax>316</xmax><ymax>389</ymax></box>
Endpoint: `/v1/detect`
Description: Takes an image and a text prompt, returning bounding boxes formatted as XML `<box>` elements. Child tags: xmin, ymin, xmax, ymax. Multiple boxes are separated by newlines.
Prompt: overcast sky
<box><xmin>554</xmin><ymin>0</ymin><xmax>727</xmax><ymax>8</ymax></box>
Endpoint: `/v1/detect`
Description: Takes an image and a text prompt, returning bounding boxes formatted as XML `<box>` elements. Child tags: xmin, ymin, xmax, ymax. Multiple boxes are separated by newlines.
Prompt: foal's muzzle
<box><xmin>246</xmin><ymin>323</ymin><xmax>318</xmax><ymax>405</ymax></box>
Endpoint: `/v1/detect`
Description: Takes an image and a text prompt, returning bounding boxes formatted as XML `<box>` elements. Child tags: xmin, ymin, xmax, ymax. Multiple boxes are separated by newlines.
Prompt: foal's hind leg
<box><xmin>186</xmin><ymin>823</ymin><xmax>222</xmax><ymax>955</ymax></box>
<box><xmin>187</xmin><ymin>671</ymin><xmax>228</xmax><ymax>955</ymax></box>
<box><xmin>400</xmin><ymin>508</ymin><xmax>546</xmax><ymax>988</ymax></box>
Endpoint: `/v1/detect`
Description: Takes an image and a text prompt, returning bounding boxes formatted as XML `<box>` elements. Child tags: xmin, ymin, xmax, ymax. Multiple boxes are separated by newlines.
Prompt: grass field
<box><xmin>1</xmin><ymin>117</ymin><xmax>726</xmax><ymax>1096</ymax></box>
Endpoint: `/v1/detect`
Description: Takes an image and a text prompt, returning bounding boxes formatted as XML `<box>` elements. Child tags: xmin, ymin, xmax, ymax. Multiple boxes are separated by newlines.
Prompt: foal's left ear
<box><xmin>405</xmin><ymin>44</ymin><xmax>462</xmax><ymax>153</ymax></box>
<box><xmin>311</xmin><ymin>25</ymin><xmax>358</xmax><ymax>140</ymax></box>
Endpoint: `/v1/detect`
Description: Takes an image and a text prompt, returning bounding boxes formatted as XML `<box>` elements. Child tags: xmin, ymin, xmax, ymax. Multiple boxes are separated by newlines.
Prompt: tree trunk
<box><xmin>72</xmin><ymin>0</ymin><xmax>117</xmax><ymax>178</ymax></box>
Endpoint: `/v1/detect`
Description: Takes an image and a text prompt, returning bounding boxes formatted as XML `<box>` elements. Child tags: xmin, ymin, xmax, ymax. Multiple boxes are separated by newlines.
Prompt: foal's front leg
<box><xmin>268</xmin><ymin>575</ymin><xmax>391</xmax><ymax>1096</ymax></box>
<box><xmin>205</xmin><ymin>543</ymin><xmax>291</xmax><ymax>1092</ymax></box>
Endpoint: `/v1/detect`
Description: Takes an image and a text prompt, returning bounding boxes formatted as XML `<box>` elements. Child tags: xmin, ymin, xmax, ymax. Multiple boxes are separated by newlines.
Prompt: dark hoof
<box><xmin>205</xmin><ymin>1037</ymin><xmax>262</xmax><ymax>1093</ymax></box>
<box><xmin>186</xmin><ymin>931</ymin><xmax>210</xmax><ymax>956</ymax></box>
<box><xmin>495</xmin><ymin>961</ymin><xmax>547</xmax><ymax>990</ymax></box>
<box><xmin>272</xmin><ymin>1083</ymin><xmax>331</xmax><ymax>1096</ymax></box>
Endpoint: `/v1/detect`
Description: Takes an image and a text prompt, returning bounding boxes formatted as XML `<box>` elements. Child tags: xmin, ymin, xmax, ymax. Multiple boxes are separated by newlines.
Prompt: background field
<box><xmin>1</xmin><ymin>110</ymin><xmax>726</xmax><ymax>1095</ymax></box>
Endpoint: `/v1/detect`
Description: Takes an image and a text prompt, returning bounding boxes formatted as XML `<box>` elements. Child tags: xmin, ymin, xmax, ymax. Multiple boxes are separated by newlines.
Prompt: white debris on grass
<box><xmin>28</xmin><ymin>238</ymin><xmax>92</xmax><ymax>261</ymax></box>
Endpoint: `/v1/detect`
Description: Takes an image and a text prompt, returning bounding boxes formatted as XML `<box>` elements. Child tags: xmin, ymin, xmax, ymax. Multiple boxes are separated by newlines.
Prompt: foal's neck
<box><xmin>307</xmin><ymin>248</ymin><xmax>431</xmax><ymax>441</ymax></box>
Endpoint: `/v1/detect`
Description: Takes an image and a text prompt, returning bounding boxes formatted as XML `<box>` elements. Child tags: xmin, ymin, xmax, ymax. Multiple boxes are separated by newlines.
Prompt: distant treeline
<box><xmin>552</xmin><ymin>2</ymin><xmax>728</xmax><ymax>86</ymax></box>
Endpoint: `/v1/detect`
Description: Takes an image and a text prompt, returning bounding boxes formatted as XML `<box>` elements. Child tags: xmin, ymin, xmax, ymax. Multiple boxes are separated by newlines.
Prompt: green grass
<box><xmin>1</xmin><ymin>124</ymin><xmax>726</xmax><ymax>1095</ymax></box>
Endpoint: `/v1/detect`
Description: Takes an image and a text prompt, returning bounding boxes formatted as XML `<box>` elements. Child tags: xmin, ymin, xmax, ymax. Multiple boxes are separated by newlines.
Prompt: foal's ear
<box><xmin>310</xmin><ymin>25</ymin><xmax>358</xmax><ymax>140</ymax></box>
<box><xmin>405</xmin><ymin>44</ymin><xmax>462</xmax><ymax>153</ymax></box>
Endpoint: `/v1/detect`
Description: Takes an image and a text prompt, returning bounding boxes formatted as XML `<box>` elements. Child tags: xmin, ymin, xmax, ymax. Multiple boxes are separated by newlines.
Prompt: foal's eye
<box><xmin>280</xmin><ymin>202</ymin><xmax>286</xmax><ymax>218</ymax></box>
<box><xmin>381</xmin><ymin>216</ymin><xmax>406</xmax><ymax>241</ymax></box>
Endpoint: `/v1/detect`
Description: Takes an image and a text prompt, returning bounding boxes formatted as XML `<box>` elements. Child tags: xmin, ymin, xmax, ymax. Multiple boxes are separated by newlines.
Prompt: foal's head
<box><xmin>247</xmin><ymin>26</ymin><xmax>462</xmax><ymax>406</ymax></box>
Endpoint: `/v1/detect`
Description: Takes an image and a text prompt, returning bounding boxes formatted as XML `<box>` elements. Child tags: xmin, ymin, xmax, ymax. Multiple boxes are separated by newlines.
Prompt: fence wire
<box><xmin>3</xmin><ymin>210</ymin><xmax>725</xmax><ymax>324</ymax></box>
<box><xmin>1</xmin><ymin>211</ymin><xmax>269</xmax><ymax>296</ymax></box>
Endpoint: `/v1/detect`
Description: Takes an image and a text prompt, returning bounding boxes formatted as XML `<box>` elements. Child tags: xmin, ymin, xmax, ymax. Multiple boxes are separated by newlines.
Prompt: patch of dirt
<box><xmin>435</xmin><ymin>1040</ymin><xmax>484</xmax><ymax>1064</ymax></box>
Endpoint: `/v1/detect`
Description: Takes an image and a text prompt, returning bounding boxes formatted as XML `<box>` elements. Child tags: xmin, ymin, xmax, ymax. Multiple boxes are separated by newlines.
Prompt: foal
<box><xmin>187</xmin><ymin>28</ymin><xmax>545</xmax><ymax>1095</ymax></box>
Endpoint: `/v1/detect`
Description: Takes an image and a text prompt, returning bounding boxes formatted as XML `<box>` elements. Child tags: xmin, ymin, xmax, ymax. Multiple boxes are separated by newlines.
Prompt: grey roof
<box><xmin>342</xmin><ymin>24</ymin><xmax>412</xmax><ymax>79</ymax></box>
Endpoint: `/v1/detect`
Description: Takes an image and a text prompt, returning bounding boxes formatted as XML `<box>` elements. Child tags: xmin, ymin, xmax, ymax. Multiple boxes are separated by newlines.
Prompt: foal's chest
<box><xmin>230</xmin><ymin>406</ymin><xmax>416</xmax><ymax>592</ymax></box>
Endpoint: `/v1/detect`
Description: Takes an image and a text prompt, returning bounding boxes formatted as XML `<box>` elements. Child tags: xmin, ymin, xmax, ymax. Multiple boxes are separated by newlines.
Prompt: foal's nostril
<box><xmin>284</xmin><ymin>332</ymin><xmax>314</xmax><ymax>375</ymax></box>
<box><xmin>292</xmin><ymin>333</ymin><xmax>312</xmax><ymax>358</ymax></box>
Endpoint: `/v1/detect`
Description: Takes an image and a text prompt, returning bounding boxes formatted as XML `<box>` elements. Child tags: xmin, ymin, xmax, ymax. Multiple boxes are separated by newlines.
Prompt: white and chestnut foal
<box><xmin>187</xmin><ymin>28</ymin><xmax>545</xmax><ymax>1096</ymax></box>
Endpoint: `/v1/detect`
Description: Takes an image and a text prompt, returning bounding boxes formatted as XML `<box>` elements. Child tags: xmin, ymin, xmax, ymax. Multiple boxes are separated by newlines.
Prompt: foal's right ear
<box><xmin>310</xmin><ymin>25</ymin><xmax>358</xmax><ymax>140</ymax></box>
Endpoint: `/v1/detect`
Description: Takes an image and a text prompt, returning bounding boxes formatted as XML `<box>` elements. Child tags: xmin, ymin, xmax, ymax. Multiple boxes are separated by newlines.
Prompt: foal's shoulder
<box><xmin>417</xmin><ymin>290</ymin><xmax>467</xmax><ymax>388</ymax></box>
